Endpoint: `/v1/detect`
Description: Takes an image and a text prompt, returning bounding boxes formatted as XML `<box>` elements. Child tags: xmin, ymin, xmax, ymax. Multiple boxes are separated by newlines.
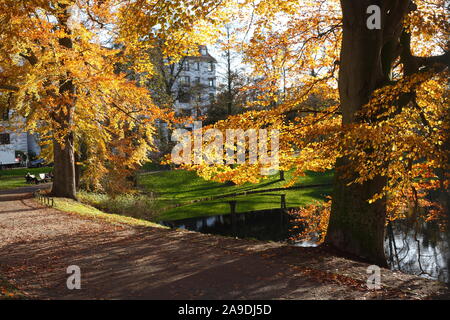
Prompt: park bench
<box><xmin>25</xmin><ymin>173</ymin><xmax>53</xmax><ymax>184</ymax></box>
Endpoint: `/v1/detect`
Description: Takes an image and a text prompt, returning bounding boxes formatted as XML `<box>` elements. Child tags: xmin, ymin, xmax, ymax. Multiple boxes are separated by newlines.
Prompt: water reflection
<box><xmin>386</xmin><ymin>219</ymin><xmax>450</xmax><ymax>283</ymax></box>
<box><xmin>160</xmin><ymin>208</ymin><xmax>295</xmax><ymax>242</ymax></box>
<box><xmin>160</xmin><ymin>208</ymin><xmax>449</xmax><ymax>283</ymax></box>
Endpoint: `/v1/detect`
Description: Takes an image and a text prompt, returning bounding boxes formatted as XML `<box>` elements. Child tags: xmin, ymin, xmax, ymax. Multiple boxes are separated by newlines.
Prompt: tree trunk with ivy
<box><xmin>325</xmin><ymin>0</ymin><xmax>414</xmax><ymax>266</ymax></box>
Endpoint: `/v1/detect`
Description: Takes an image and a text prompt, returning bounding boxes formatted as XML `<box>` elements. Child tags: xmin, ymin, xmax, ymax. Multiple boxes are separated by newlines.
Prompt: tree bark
<box><xmin>50</xmin><ymin>3</ymin><xmax>77</xmax><ymax>200</ymax></box>
<box><xmin>325</xmin><ymin>0</ymin><xmax>411</xmax><ymax>266</ymax></box>
<box><xmin>50</xmin><ymin>78</ymin><xmax>76</xmax><ymax>200</ymax></box>
<box><xmin>75</xmin><ymin>151</ymin><xmax>81</xmax><ymax>190</ymax></box>
<box><xmin>51</xmin><ymin>132</ymin><xmax>77</xmax><ymax>199</ymax></box>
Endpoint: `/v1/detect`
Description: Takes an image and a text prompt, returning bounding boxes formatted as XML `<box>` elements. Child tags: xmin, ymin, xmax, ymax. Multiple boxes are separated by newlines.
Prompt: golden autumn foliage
<box><xmin>0</xmin><ymin>0</ymin><xmax>230</xmax><ymax>194</ymax></box>
<box><xmin>0</xmin><ymin>0</ymin><xmax>165</xmax><ymax>194</ymax></box>
<box><xmin>289</xmin><ymin>200</ymin><xmax>332</xmax><ymax>243</ymax></box>
<box><xmin>176</xmin><ymin>0</ymin><xmax>449</xmax><ymax>238</ymax></box>
<box><xmin>0</xmin><ymin>0</ymin><xmax>448</xmax><ymax>246</ymax></box>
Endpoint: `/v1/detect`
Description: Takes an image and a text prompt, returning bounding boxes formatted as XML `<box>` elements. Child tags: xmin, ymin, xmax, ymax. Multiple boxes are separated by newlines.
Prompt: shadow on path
<box><xmin>0</xmin><ymin>196</ymin><xmax>449</xmax><ymax>300</ymax></box>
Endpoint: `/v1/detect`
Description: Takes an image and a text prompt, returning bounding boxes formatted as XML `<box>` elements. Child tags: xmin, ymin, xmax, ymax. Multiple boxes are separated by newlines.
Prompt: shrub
<box><xmin>78</xmin><ymin>191</ymin><xmax>157</xmax><ymax>221</ymax></box>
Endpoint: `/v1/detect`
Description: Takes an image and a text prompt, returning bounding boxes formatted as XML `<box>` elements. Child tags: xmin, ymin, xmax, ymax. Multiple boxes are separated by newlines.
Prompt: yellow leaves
<box><xmin>117</xmin><ymin>0</ymin><xmax>229</xmax><ymax>65</ymax></box>
<box><xmin>289</xmin><ymin>200</ymin><xmax>331</xmax><ymax>243</ymax></box>
<box><xmin>0</xmin><ymin>0</ymin><xmax>167</xmax><ymax>194</ymax></box>
<box><xmin>1</xmin><ymin>0</ymin><xmax>448</xmax><ymax>207</ymax></box>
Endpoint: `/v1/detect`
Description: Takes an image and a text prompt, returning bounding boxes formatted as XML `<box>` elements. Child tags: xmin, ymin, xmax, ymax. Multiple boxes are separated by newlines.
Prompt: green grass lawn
<box><xmin>138</xmin><ymin>169</ymin><xmax>333</xmax><ymax>221</ymax></box>
<box><xmin>0</xmin><ymin>167</ymin><xmax>52</xmax><ymax>190</ymax></box>
<box><xmin>0</xmin><ymin>177</ymin><xmax>28</xmax><ymax>190</ymax></box>
<box><xmin>0</xmin><ymin>167</ymin><xmax>52</xmax><ymax>177</ymax></box>
<box><xmin>1</xmin><ymin>166</ymin><xmax>332</xmax><ymax>223</ymax></box>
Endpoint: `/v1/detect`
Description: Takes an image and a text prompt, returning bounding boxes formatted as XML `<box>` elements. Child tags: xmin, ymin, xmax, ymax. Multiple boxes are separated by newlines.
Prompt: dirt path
<box><xmin>0</xmin><ymin>183</ymin><xmax>51</xmax><ymax>201</ymax></box>
<box><xmin>0</xmin><ymin>194</ymin><xmax>449</xmax><ymax>300</ymax></box>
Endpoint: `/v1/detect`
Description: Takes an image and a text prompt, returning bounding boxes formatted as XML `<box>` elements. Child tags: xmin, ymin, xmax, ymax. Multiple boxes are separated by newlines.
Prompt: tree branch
<box><xmin>401</xmin><ymin>29</ymin><xmax>449</xmax><ymax>76</ymax></box>
<box><xmin>0</xmin><ymin>84</ymin><xmax>19</xmax><ymax>92</ymax></box>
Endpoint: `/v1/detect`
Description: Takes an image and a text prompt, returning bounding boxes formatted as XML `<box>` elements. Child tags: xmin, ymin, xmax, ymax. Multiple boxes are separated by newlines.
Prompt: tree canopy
<box><xmin>0</xmin><ymin>0</ymin><xmax>448</xmax><ymax>264</ymax></box>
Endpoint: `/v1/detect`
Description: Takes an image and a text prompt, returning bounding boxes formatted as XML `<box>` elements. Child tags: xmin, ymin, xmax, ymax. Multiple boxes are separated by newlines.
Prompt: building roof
<box><xmin>186</xmin><ymin>45</ymin><xmax>217</xmax><ymax>63</ymax></box>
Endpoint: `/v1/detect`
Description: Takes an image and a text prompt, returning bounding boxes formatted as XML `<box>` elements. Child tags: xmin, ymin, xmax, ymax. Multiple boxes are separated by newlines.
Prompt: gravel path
<box><xmin>0</xmin><ymin>193</ymin><xmax>449</xmax><ymax>300</ymax></box>
<box><xmin>0</xmin><ymin>184</ymin><xmax>51</xmax><ymax>201</ymax></box>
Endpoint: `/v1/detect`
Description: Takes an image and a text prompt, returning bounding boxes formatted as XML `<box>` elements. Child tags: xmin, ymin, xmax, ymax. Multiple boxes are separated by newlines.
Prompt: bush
<box><xmin>78</xmin><ymin>191</ymin><xmax>157</xmax><ymax>221</ymax></box>
<box><xmin>140</xmin><ymin>162</ymin><xmax>170</xmax><ymax>172</ymax></box>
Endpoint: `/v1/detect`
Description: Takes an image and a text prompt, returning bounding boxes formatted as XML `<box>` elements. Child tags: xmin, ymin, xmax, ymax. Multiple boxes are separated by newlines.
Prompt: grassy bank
<box><xmin>64</xmin><ymin>169</ymin><xmax>332</xmax><ymax>223</ymax></box>
<box><xmin>53</xmin><ymin>197</ymin><xmax>164</xmax><ymax>229</ymax></box>
<box><xmin>77</xmin><ymin>192</ymin><xmax>157</xmax><ymax>221</ymax></box>
<box><xmin>138</xmin><ymin>169</ymin><xmax>333</xmax><ymax>221</ymax></box>
<box><xmin>156</xmin><ymin>186</ymin><xmax>332</xmax><ymax>221</ymax></box>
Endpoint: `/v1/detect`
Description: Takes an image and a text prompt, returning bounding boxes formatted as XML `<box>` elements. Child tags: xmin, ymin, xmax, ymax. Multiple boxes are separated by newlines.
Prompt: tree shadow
<box><xmin>0</xmin><ymin>228</ymin><xmax>343</xmax><ymax>299</ymax></box>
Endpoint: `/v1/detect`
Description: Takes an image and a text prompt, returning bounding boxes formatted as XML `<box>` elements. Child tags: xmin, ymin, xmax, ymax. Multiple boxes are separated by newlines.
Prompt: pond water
<box><xmin>160</xmin><ymin>208</ymin><xmax>295</xmax><ymax>242</ymax></box>
<box><xmin>386</xmin><ymin>219</ymin><xmax>450</xmax><ymax>283</ymax></box>
<box><xmin>160</xmin><ymin>205</ymin><xmax>450</xmax><ymax>284</ymax></box>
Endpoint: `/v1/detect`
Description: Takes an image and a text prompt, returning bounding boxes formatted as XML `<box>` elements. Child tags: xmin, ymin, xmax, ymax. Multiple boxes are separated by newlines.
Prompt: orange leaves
<box><xmin>0</xmin><ymin>0</ymin><xmax>167</xmax><ymax>194</ymax></box>
<box><xmin>164</xmin><ymin>0</ymin><xmax>449</xmax><ymax>229</ymax></box>
<box><xmin>289</xmin><ymin>200</ymin><xmax>331</xmax><ymax>244</ymax></box>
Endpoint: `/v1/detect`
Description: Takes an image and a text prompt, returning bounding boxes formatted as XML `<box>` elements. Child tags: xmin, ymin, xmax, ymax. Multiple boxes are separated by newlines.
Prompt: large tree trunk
<box><xmin>50</xmin><ymin>3</ymin><xmax>77</xmax><ymax>200</ymax></box>
<box><xmin>327</xmin><ymin>160</ymin><xmax>388</xmax><ymax>266</ymax></box>
<box><xmin>51</xmin><ymin>132</ymin><xmax>77</xmax><ymax>199</ymax></box>
<box><xmin>325</xmin><ymin>0</ymin><xmax>411</xmax><ymax>266</ymax></box>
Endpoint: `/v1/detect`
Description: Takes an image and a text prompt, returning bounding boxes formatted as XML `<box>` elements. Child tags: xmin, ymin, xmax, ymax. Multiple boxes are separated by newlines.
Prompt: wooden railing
<box><xmin>33</xmin><ymin>190</ymin><xmax>54</xmax><ymax>207</ymax></box>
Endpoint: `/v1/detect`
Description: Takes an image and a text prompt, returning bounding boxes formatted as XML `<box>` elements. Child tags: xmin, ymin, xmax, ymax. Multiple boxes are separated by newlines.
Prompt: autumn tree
<box><xmin>0</xmin><ymin>0</ymin><xmax>163</xmax><ymax>198</ymax></box>
<box><xmin>0</xmin><ymin>0</ymin><xmax>229</xmax><ymax>198</ymax></box>
<box><xmin>326</xmin><ymin>0</ymin><xmax>449</xmax><ymax>265</ymax></box>
<box><xmin>1</xmin><ymin>0</ymin><xmax>447</xmax><ymax>265</ymax></box>
<box><xmin>174</xmin><ymin>0</ymin><xmax>449</xmax><ymax>265</ymax></box>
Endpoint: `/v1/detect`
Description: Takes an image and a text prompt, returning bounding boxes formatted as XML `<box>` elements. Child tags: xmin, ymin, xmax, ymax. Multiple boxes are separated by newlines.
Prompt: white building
<box><xmin>0</xmin><ymin>110</ymin><xmax>41</xmax><ymax>167</ymax></box>
<box><xmin>172</xmin><ymin>45</ymin><xmax>217</xmax><ymax>121</ymax></box>
<box><xmin>153</xmin><ymin>46</ymin><xmax>217</xmax><ymax>154</ymax></box>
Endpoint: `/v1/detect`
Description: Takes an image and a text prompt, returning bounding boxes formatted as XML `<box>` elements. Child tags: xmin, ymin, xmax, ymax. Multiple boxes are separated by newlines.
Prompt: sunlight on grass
<box><xmin>53</xmin><ymin>198</ymin><xmax>166</xmax><ymax>229</ymax></box>
<box><xmin>139</xmin><ymin>170</ymin><xmax>332</xmax><ymax>202</ymax></box>
<box><xmin>0</xmin><ymin>177</ymin><xmax>28</xmax><ymax>190</ymax></box>
<box><xmin>158</xmin><ymin>186</ymin><xmax>333</xmax><ymax>221</ymax></box>
<box><xmin>138</xmin><ymin>169</ymin><xmax>333</xmax><ymax>221</ymax></box>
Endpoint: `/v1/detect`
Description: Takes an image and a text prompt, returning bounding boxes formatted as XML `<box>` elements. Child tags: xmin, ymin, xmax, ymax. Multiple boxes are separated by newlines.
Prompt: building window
<box><xmin>194</xmin><ymin>62</ymin><xmax>200</xmax><ymax>71</ymax></box>
<box><xmin>179</xmin><ymin>60</ymin><xmax>189</xmax><ymax>72</ymax></box>
<box><xmin>1</xmin><ymin>108</ymin><xmax>9</xmax><ymax>121</ymax></box>
<box><xmin>180</xmin><ymin>76</ymin><xmax>190</xmax><ymax>86</ymax></box>
<box><xmin>194</xmin><ymin>77</ymin><xmax>201</xmax><ymax>85</ymax></box>
<box><xmin>208</xmin><ymin>78</ymin><xmax>215</xmax><ymax>88</ymax></box>
<box><xmin>209</xmin><ymin>93</ymin><xmax>215</xmax><ymax>103</ymax></box>
<box><xmin>208</xmin><ymin>62</ymin><xmax>215</xmax><ymax>72</ymax></box>
<box><xmin>0</xmin><ymin>133</ymin><xmax>10</xmax><ymax>145</ymax></box>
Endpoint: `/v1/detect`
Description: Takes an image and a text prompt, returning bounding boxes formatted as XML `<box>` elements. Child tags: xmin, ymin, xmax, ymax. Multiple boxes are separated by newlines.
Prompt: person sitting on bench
<box><xmin>25</xmin><ymin>173</ymin><xmax>36</xmax><ymax>184</ymax></box>
<box><xmin>25</xmin><ymin>173</ymin><xmax>52</xmax><ymax>184</ymax></box>
<box><xmin>36</xmin><ymin>173</ymin><xmax>49</xmax><ymax>184</ymax></box>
